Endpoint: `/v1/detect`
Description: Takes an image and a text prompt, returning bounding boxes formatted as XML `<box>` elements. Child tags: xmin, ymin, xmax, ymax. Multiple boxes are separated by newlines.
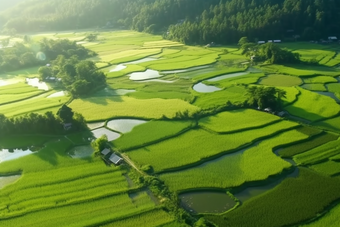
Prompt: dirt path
<box><xmin>120</xmin><ymin>153</ymin><xmax>146</xmax><ymax>176</ymax></box>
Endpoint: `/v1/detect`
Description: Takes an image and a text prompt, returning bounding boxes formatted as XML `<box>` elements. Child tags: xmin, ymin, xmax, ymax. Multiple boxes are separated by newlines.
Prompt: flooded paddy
<box><xmin>233</xmin><ymin>168</ymin><xmax>299</xmax><ymax>203</ymax></box>
<box><xmin>193</xmin><ymin>82</ymin><xmax>222</xmax><ymax>93</ymax></box>
<box><xmin>26</xmin><ymin>78</ymin><xmax>49</xmax><ymax>90</ymax></box>
<box><xmin>0</xmin><ymin>148</ymin><xmax>34</xmax><ymax>163</ymax></box>
<box><xmin>0</xmin><ymin>175</ymin><xmax>21</xmax><ymax>190</ymax></box>
<box><xmin>47</xmin><ymin>91</ymin><xmax>66</xmax><ymax>98</ymax></box>
<box><xmin>109</xmin><ymin>64</ymin><xmax>127</xmax><ymax>72</ymax></box>
<box><xmin>161</xmin><ymin>65</ymin><xmax>210</xmax><ymax>74</ymax></box>
<box><xmin>91</xmin><ymin>127</ymin><xmax>121</xmax><ymax>141</ymax></box>
<box><xmin>206</xmin><ymin>72</ymin><xmax>249</xmax><ymax>82</ymax></box>
<box><xmin>180</xmin><ymin>191</ymin><xmax>236</xmax><ymax>214</ymax></box>
<box><xmin>128</xmin><ymin>69</ymin><xmax>162</xmax><ymax>81</ymax></box>
<box><xmin>107</xmin><ymin>119</ymin><xmax>147</xmax><ymax>133</ymax></box>
<box><xmin>87</xmin><ymin>122</ymin><xmax>105</xmax><ymax>130</ymax></box>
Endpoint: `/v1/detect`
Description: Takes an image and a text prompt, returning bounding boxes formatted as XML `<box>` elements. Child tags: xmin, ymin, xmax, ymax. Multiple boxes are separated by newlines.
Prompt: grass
<box><xmin>259</xmin><ymin>74</ymin><xmax>303</xmax><ymax>87</ymax></box>
<box><xmin>326</xmin><ymin>83</ymin><xmax>340</xmax><ymax>93</ymax></box>
<box><xmin>0</xmin><ymin>92</ymin><xmax>70</xmax><ymax>117</ymax></box>
<box><xmin>303</xmin><ymin>76</ymin><xmax>338</xmax><ymax>84</ymax></box>
<box><xmin>261</xmin><ymin>64</ymin><xmax>340</xmax><ymax>77</ymax></box>
<box><xmin>285</xmin><ymin>87</ymin><xmax>340</xmax><ymax>121</ymax></box>
<box><xmin>192</xmin><ymin>68</ymin><xmax>246</xmax><ymax>82</ymax></box>
<box><xmin>300</xmin><ymin>202</ymin><xmax>340</xmax><ymax>227</ymax></box>
<box><xmin>0</xmin><ymin>133</ymin><xmax>171</xmax><ymax>226</ymax></box>
<box><xmin>193</xmin><ymin>85</ymin><xmax>247</xmax><ymax>110</ymax></box>
<box><xmin>206</xmin><ymin>168</ymin><xmax>340</xmax><ymax>227</ymax></box>
<box><xmin>199</xmin><ymin>109</ymin><xmax>281</xmax><ymax>133</ymax></box>
<box><xmin>68</xmin><ymin>96</ymin><xmax>200</xmax><ymax>121</ymax></box>
<box><xmin>313</xmin><ymin>116</ymin><xmax>340</xmax><ymax>134</ymax></box>
<box><xmin>293</xmin><ymin>138</ymin><xmax>340</xmax><ymax>165</ymax></box>
<box><xmin>127</xmin><ymin>120</ymin><xmax>299</xmax><ymax>173</ymax></box>
<box><xmin>279</xmin><ymin>133</ymin><xmax>338</xmax><ymax>158</ymax></box>
<box><xmin>113</xmin><ymin>120</ymin><xmax>195</xmax><ymax>151</ymax></box>
<box><xmin>160</xmin><ymin>129</ymin><xmax>307</xmax><ymax>191</ymax></box>
<box><xmin>310</xmin><ymin>160</ymin><xmax>340</xmax><ymax>176</ymax></box>
<box><xmin>301</xmin><ymin>84</ymin><xmax>327</xmax><ymax>91</ymax></box>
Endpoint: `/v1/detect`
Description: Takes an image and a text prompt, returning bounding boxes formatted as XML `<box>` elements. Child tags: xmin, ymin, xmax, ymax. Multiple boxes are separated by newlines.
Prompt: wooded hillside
<box><xmin>1</xmin><ymin>0</ymin><xmax>339</xmax><ymax>44</ymax></box>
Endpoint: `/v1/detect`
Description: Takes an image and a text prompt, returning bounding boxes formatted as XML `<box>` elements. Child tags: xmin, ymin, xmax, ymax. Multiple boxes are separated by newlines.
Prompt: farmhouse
<box><xmin>63</xmin><ymin>123</ymin><xmax>72</xmax><ymax>130</ymax></box>
<box><xmin>109</xmin><ymin>153</ymin><xmax>123</xmax><ymax>165</ymax></box>
<box><xmin>274</xmin><ymin>40</ymin><xmax>281</xmax><ymax>43</ymax></box>
<box><xmin>101</xmin><ymin>148</ymin><xmax>111</xmax><ymax>156</ymax></box>
<box><xmin>328</xmin><ymin>36</ymin><xmax>338</xmax><ymax>41</ymax></box>
<box><xmin>258</xmin><ymin>41</ymin><xmax>265</xmax><ymax>44</ymax></box>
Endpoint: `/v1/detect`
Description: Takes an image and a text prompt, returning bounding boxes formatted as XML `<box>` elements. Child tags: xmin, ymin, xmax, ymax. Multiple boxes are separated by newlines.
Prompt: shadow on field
<box><xmin>285</xmin><ymin>105</ymin><xmax>321</xmax><ymax>123</ymax></box>
<box><xmin>286</xmin><ymin>64</ymin><xmax>339</xmax><ymax>72</ymax></box>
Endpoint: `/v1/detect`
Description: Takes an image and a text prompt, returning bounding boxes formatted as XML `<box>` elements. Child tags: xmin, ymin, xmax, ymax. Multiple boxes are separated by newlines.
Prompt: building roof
<box><xmin>328</xmin><ymin>36</ymin><xmax>338</xmax><ymax>40</ymax></box>
<box><xmin>109</xmin><ymin>153</ymin><xmax>123</xmax><ymax>164</ymax></box>
<box><xmin>101</xmin><ymin>148</ymin><xmax>111</xmax><ymax>156</ymax></box>
<box><xmin>258</xmin><ymin>41</ymin><xmax>265</xmax><ymax>44</ymax></box>
<box><xmin>274</xmin><ymin>40</ymin><xmax>281</xmax><ymax>43</ymax></box>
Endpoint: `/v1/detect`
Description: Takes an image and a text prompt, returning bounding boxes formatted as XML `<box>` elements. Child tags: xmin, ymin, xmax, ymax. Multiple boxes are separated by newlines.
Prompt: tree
<box><xmin>86</xmin><ymin>33</ymin><xmax>98</xmax><ymax>42</ymax></box>
<box><xmin>238</xmin><ymin>37</ymin><xmax>249</xmax><ymax>46</ymax></box>
<box><xmin>38</xmin><ymin>66</ymin><xmax>52</xmax><ymax>81</ymax></box>
<box><xmin>91</xmin><ymin>134</ymin><xmax>109</xmax><ymax>154</ymax></box>
<box><xmin>57</xmin><ymin>105</ymin><xmax>74</xmax><ymax>123</ymax></box>
<box><xmin>246</xmin><ymin>86</ymin><xmax>287</xmax><ymax>111</ymax></box>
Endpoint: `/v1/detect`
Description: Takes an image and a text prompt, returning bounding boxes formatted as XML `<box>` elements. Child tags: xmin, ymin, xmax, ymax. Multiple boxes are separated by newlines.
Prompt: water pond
<box><xmin>109</xmin><ymin>64</ymin><xmax>127</xmax><ymax>72</ymax></box>
<box><xmin>193</xmin><ymin>83</ymin><xmax>222</xmax><ymax>93</ymax></box>
<box><xmin>233</xmin><ymin>168</ymin><xmax>299</xmax><ymax>203</ymax></box>
<box><xmin>26</xmin><ymin>78</ymin><xmax>49</xmax><ymax>90</ymax></box>
<box><xmin>91</xmin><ymin>127</ymin><xmax>121</xmax><ymax>141</ymax></box>
<box><xmin>180</xmin><ymin>191</ymin><xmax>236</xmax><ymax>214</ymax></box>
<box><xmin>107</xmin><ymin>119</ymin><xmax>147</xmax><ymax>133</ymax></box>
<box><xmin>47</xmin><ymin>91</ymin><xmax>66</xmax><ymax>98</ymax></box>
<box><xmin>0</xmin><ymin>175</ymin><xmax>21</xmax><ymax>190</ymax></box>
<box><xmin>0</xmin><ymin>80</ymin><xmax>9</xmax><ymax>87</ymax></box>
<box><xmin>87</xmin><ymin>122</ymin><xmax>105</xmax><ymax>130</ymax></box>
<box><xmin>128</xmin><ymin>69</ymin><xmax>162</xmax><ymax>81</ymax></box>
<box><xmin>193</xmin><ymin>71</ymin><xmax>249</xmax><ymax>93</ymax></box>
<box><xmin>0</xmin><ymin>148</ymin><xmax>34</xmax><ymax>163</ymax></box>
<box><xmin>68</xmin><ymin>145</ymin><xmax>93</xmax><ymax>158</ymax></box>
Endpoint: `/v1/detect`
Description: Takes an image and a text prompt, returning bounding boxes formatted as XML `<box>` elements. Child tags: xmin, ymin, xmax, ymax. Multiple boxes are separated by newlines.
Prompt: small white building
<box><xmin>274</xmin><ymin>40</ymin><xmax>282</xmax><ymax>43</ymax></box>
<box><xmin>101</xmin><ymin>148</ymin><xmax>111</xmax><ymax>156</ymax></box>
<box><xmin>328</xmin><ymin>36</ymin><xmax>338</xmax><ymax>41</ymax></box>
<box><xmin>109</xmin><ymin>153</ymin><xmax>123</xmax><ymax>165</ymax></box>
<box><xmin>258</xmin><ymin>41</ymin><xmax>265</xmax><ymax>44</ymax></box>
<box><xmin>267</xmin><ymin>40</ymin><xmax>273</xmax><ymax>43</ymax></box>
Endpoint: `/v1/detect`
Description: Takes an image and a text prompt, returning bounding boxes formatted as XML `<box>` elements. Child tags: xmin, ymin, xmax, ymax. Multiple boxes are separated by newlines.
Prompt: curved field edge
<box><xmin>127</xmin><ymin>120</ymin><xmax>300</xmax><ymax>173</ymax></box>
<box><xmin>158</xmin><ymin>129</ymin><xmax>308</xmax><ymax>192</ymax></box>
<box><xmin>204</xmin><ymin>168</ymin><xmax>340</xmax><ymax>227</ymax></box>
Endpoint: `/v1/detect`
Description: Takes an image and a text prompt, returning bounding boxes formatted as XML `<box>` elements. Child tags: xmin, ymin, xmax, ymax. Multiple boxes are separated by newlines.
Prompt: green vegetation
<box><xmin>285</xmin><ymin>87</ymin><xmax>340</xmax><ymax>121</ymax></box>
<box><xmin>313</xmin><ymin>116</ymin><xmax>340</xmax><ymax>134</ymax></box>
<box><xmin>303</xmin><ymin>76</ymin><xmax>338</xmax><ymax>84</ymax></box>
<box><xmin>294</xmin><ymin>138</ymin><xmax>340</xmax><ymax>165</ymax></box>
<box><xmin>113</xmin><ymin>120</ymin><xmax>194</xmax><ymax>151</ymax></box>
<box><xmin>206</xmin><ymin>168</ymin><xmax>340</xmax><ymax>227</ymax></box>
<box><xmin>279</xmin><ymin>133</ymin><xmax>338</xmax><ymax>158</ymax></box>
<box><xmin>69</xmin><ymin>96</ymin><xmax>200</xmax><ymax>121</ymax></box>
<box><xmin>160</xmin><ymin>130</ymin><xmax>307</xmax><ymax>191</ymax></box>
<box><xmin>128</xmin><ymin>121</ymin><xmax>299</xmax><ymax>173</ymax></box>
<box><xmin>300</xmin><ymin>203</ymin><xmax>340</xmax><ymax>227</ymax></box>
<box><xmin>310</xmin><ymin>160</ymin><xmax>340</xmax><ymax>176</ymax></box>
<box><xmin>261</xmin><ymin>64</ymin><xmax>340</xmax><ymax>77</ymax></box>
<box><xmin>199</xmin><ymin>109</ymin><xmax>281</xmax><ymax>133</ymax></box>
<box><xmin>246</xmin><ymin>86</ymin><xmax>287</xmax><ymax>110</ymax></box>
<box><xmin>301</xmin><ymin>84</ymin><xmax>327</xmax><ymax>91</ymax></box>
<box><xmin>260</xmin><ymin>75</ymin><xmax>302</xmax><ymax>87</ymax></box>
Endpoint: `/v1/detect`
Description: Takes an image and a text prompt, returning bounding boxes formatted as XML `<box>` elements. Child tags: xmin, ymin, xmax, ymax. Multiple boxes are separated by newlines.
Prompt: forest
<box><xmin>1</xmin><ymin>0</ymin><xmax>339</xmax><ymax>44</ymax></box>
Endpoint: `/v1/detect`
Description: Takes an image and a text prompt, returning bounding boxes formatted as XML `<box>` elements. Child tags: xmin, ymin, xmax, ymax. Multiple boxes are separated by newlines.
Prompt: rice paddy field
<box><xmin>1</xmin><ymin>30</ymin><xmax>340</xmax><ymax>226</ymax></box>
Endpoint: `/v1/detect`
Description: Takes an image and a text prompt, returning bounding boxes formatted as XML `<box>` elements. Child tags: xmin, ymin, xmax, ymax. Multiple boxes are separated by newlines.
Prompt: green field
<box><xmin>2</xmin><ymin>29</ymin><xmax>340</xmax><ymax>226</ymax></box>
<box><xmin>127</xmin><ymin>120</ymin><xmax>299</xmax><ymax>173</ymax></box>
<box><xmin>199</xmin><ymin>109</ymin><xmax>281</xmax><ymax>133</ymax></box>
<box><xmin>160</xmin><ymin>130</ymin><xmax>307</xmax><ymax>191</ymax></box>
<box><xmin>285</xmin><ymin>87</ymin><xmax>340</xmax><ymax>121</ymax></box>
<box><xmin>260</xmin><ymin>74</ymin><xmax>303</xmax><ymax>87</ymax></box>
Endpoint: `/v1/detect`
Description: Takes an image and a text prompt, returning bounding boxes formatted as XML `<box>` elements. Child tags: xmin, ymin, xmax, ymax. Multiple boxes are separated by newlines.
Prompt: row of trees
<box><xmin>0</xmin><ymin>105</ymin><xmax>87</xmax><ymax>136</ymax></box>
<box><xmin>2</xmin><ymin>0</ymin><xmax>339</xmax><ymax>44</ymax></box>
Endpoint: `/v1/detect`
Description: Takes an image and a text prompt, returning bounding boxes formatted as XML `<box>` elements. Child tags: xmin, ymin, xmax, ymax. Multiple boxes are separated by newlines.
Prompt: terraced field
<box><xmin>1</xmin><ymin>30</ymin><xmax>340</xmax><ymax>227</ymax></box>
